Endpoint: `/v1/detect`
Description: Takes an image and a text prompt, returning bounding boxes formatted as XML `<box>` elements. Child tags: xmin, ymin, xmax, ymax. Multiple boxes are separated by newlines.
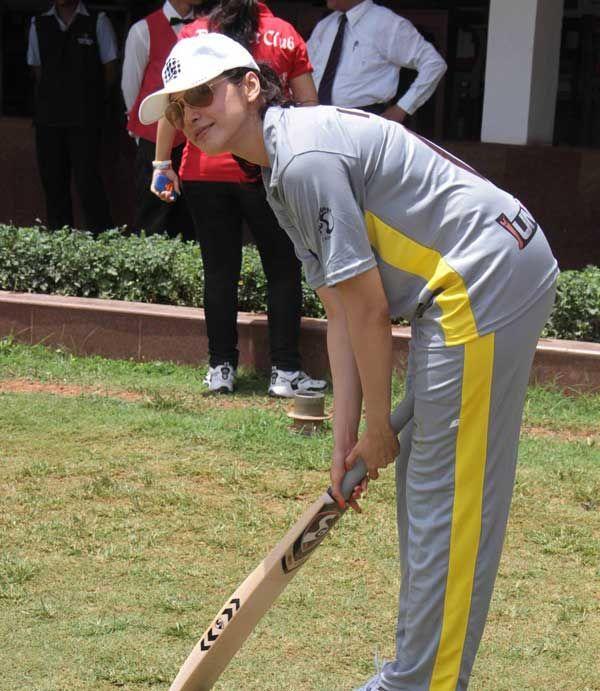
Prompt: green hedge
<box><xmin>0</xmin><ymin>225</ymin><xmax>598</xmax><ymax>342</ymax></box>
<box><xmin>0</xmin><ymin>225</ymin><xmax>326</xmax><ymax>319</ymax></box>
<box><xmin>542</xmin><ymin>265</ymin><xmax>600</xmax><ymax>343</ymax></box>
<box><xmin>0</xmin><ymin>226</ymin><xmax>203</xmax><ymax>307</ymax></box>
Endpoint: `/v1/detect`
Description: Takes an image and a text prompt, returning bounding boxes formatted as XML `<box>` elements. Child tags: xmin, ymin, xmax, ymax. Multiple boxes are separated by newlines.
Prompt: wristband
<box><xmin>152</xmin><ymin>160</ymin><xmax>172</xmax><ymax>170</ymax></box>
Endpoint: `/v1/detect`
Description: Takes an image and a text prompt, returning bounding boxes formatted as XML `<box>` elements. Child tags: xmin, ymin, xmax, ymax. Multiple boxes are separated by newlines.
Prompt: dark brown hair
<box><xmin>224</xmin><ymin>64</ymin><xmax>293</xmax><ymax>181</ymax></box>
<box><xmin>208</xmin><ymin>0</ymin><xmax>260</xmax><ymax>51</ymax></box>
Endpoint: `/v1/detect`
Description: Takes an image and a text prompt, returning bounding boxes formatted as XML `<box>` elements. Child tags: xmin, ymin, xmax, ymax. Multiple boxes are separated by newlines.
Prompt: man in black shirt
<box><xmin>27</xmin><ymin>0</ymin><xmax>118</xmax><ymax>233</ymax></box>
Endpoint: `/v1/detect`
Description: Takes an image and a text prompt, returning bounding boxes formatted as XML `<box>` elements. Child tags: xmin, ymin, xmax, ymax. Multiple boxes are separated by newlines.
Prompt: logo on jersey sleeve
<box><xmin>495</xmin><ymin>205</ymin><xmax>538</xmax><ymax>250</ymax></box>
<box><xmin>318</xmin><ymin>207</ymin><xmax>334</xmax><ymax>237</ymax></box>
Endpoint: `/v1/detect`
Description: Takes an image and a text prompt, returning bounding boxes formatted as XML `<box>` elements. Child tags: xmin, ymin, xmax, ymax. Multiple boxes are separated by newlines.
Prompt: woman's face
<box><xmin>174</xmin><ymin>73</ymin><xmax>260</xmax><ymax>156</ymax></box>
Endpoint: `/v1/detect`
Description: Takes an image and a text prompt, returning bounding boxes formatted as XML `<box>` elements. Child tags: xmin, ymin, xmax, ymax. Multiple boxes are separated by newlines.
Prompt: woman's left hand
<box><xmin>331</xmin><ymin>443</ymin><xmax>369</xmax><ymax>512</ymax></box>
<box><xmin>345</xmin><ymin>425</ymin><xmax>400</xmax><ymax>481</ymax></box>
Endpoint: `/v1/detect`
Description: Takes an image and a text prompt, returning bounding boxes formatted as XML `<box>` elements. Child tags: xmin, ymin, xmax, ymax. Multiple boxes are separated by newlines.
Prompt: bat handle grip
<box><xmin>337</xmin><ymin>393</ymin><xmax>415</xmax><ymax>502</ymax></box>
<box><xmin>339</xmin><ymin>459</ymin><xmax>368</xmax><ymax>500</ymax></box>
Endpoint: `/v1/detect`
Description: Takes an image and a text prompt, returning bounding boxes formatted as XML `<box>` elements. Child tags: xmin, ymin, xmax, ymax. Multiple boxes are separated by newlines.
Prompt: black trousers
<box><xmin>133</xmin><ymin>138</ymin><xmax>194</xmax><ymax>240</ymax></box>
<box><xmin>183</xmin><ymin>180</ymin><xmax>302</xmax><ymax>371</ymax></box>
<box><xmin>35</xmin><ymin>124</ymin><xmax>112</xmax><ymax>233</ymax></box>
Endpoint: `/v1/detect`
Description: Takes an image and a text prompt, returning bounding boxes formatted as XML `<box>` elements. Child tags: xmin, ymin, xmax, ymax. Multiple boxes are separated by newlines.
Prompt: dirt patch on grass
<box><xmin>1</xmin><ymin>378</ymin><xmax>593</xmax><ymax>442</ymax></box>
<box><xmin>196</xmin><ymin>392</ymin><xmax>282</xmax><ymax>409</ymax></box>
<box><xmin>0</xmin><ymin>378</ymin><xmax>145</xmax><ymax>403</ymax></box>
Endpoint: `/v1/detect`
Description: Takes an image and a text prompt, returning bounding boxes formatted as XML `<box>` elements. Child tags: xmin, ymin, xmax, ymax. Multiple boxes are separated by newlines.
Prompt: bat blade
<box><xmin>169</xmin><ymin>396</ymin><xmax>414</xmax><ymax>690</ymax></box>
<box><xmin>169</xmin><ymin>492</ymin><xmax>345</xmax><ymax>691</ymax></box>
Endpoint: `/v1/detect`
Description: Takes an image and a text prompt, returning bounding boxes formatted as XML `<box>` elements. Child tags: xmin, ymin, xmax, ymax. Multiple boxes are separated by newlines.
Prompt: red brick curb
<box><xmin>1</xmin><ymin>291</ymin><xmax>599</xmax><ymax>392</ymax></box>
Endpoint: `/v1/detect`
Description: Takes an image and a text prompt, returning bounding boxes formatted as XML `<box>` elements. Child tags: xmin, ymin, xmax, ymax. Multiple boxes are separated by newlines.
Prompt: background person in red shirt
<box><xmin>151</xmin><ymin>0</ymin><xmax>325</xmax><ymax>397</ymax></box>
<box><xmin>122</xmin><ymin>0</ymin><xmax>203</xmax><ymax>238</ymax></box>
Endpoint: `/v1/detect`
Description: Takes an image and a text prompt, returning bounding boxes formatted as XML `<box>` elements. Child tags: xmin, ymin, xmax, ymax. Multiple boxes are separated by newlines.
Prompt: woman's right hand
<box><xmin>151</xmin><ymin>166</ymin><xmax>181</xmax><ymax>203</ymax></box>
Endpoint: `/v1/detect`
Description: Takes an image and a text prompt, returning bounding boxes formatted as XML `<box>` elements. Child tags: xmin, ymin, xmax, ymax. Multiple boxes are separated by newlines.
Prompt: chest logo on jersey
<box><xmin>318</xmin><ymin>207</ymin><xmax>334</xmax><ymax>237</ymax></box>
<box><xmin>256</xmin><ymin>30</ymin><xmax>295</xmax><ymax>50</ymax></box>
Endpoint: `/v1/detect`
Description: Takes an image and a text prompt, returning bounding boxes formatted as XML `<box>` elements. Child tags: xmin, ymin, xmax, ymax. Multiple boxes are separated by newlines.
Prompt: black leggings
<box><xmin>182</xmin><ymin>180</ymin><xmax>302</xmax><ymax>371</ymax></box>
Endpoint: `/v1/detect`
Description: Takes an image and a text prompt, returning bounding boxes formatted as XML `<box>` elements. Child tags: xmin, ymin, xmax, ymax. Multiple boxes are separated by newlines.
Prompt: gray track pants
<box><xmin>375</xmin><ymin>285</ymin><xmax>556</xmax><ymax>691</ymax></box>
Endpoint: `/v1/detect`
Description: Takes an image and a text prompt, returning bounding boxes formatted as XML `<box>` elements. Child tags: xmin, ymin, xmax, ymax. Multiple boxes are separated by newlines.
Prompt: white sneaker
<box><xmin>268</xmin><ymin>367</ymin><xmax>328</xmax><ymax>398</ymax></box>
<box><xmin>204</xmin><ymin>363</ymin><xmax>236</xmax><ymax>394</ymax></box>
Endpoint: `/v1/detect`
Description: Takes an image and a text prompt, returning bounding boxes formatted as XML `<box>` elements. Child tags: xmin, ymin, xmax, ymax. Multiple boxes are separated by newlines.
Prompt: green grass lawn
<box><xmin>0</xmin><ymin>341</ymin><xmax>599</xmax><ymax>691</ymax></box>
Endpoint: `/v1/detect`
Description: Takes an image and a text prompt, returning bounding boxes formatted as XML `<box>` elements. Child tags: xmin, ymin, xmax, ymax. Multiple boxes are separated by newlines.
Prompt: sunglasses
<box><xmin>164</xmin><ymin>77</ymin><xmax>229</xmax><ymax>129</ymax></box>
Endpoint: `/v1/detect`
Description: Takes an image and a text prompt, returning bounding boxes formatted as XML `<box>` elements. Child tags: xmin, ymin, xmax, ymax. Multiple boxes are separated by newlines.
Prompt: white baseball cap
<box><xmin>138</xmin><ymin>33</ymin><xmax>259</xmax><ymax>125</ymax></box>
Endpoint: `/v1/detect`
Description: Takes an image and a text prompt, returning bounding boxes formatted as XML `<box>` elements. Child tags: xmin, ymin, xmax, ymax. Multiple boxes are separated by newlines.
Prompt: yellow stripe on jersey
<box><xmin>364</xmin><ymin>211</ymin><xmax>478</xmax><ymax>346</ymax></box>
<box><xmin>429</xmin><ymin>333</ymin><xmax>495</xmax><ymax>690</ymax></box>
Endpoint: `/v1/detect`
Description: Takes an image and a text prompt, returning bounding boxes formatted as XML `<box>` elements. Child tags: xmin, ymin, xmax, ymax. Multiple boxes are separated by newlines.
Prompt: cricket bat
<box><xmin>169</xmin><ymin>396</ymin><xmax>414</xmax><ymax>691</ymax></box>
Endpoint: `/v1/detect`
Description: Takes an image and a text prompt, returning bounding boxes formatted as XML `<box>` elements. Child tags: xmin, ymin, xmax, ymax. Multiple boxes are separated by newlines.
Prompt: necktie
<box><xmin>317</xmin><ymin>14</ymin><xmax>347</xmax><ymax>106</ymax></box>
<box><xmin>170</xmin><ymin>16</ymin><xmax>194</xmax><ymax>26</ymax></box>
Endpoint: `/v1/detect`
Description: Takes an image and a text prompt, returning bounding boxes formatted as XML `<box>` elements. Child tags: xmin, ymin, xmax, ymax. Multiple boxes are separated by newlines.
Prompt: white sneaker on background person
<box><xmin>268</xmin><ymin>367</ymin><xmax>328</xmax><ymax>398</ymax></box>
<box><xmin>204</xmin><ymin>363</ymin><xmax>236</xmax><ymax>394</ymax></box>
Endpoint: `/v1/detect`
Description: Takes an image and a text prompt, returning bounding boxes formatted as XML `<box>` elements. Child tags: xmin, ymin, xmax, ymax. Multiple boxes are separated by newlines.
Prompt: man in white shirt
<box><xmin>122</xmin><ymin>0</ymin><xmax>203</xmax><ymax>238</ymax></box>
<box><xmin>27</xmin><ymin>0</ymin><xmax>118</xmax><ymax>233</ymax></box>
<box><xmin>307</xmin><ymin>0</ymin><xmax>446</xmax><ymax>122</ymax></box>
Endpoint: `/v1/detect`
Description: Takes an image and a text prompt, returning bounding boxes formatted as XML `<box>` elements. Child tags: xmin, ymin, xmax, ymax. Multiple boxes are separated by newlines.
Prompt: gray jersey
<box><xmin>262</xmin><ymin>106</ymin><xmax>558</xmax><ymax>347</ymax></box>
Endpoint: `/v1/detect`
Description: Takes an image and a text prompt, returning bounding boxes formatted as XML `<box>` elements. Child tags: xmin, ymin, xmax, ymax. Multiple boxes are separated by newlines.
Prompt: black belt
<box><xmin>356</xmin><ymin>102</ymin><xmax>388</xmax><ymax>115</ymax></box>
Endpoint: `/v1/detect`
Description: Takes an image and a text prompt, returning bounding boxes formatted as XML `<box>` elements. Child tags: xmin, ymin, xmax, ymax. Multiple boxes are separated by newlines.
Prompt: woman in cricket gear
<box><xmin>149</xmin><ymin>0</ymin><xmax>326</xmax><ymax>397</ymax></box>
<box><xmin>140</xmin><ymin>34</ymin><xmax>558</xmax><ymax>690</ymax></box>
